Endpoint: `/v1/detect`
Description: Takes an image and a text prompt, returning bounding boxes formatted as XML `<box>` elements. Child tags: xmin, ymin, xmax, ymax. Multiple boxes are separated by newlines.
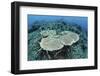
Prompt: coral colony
<box><xmin>28</xmin><ymin>20</ymin><xmax>88</xmax><ymax>61</ymax></box>
<box><xmin>40</xmin><ymin>30</ymin><xmax>79</xmax><ymax>59</ymax></box>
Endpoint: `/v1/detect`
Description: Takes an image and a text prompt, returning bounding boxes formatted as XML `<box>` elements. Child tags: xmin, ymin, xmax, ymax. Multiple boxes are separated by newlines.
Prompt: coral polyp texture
<box><xmin>40</xmin><ymin>37</ymin><xmax>64</xmax><ymax>51</ymax></box>
<box><xmin>28</xmin><ymin>15</ymin><xmax>88</xmax><ymax>60</ymax></box>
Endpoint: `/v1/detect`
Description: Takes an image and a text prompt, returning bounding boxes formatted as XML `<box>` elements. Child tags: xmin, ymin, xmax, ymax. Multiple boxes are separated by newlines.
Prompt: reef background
<box><xmin>28</xmin><ymin>16</ymin><xmax>88</xmax><ymax>61</ymax></box>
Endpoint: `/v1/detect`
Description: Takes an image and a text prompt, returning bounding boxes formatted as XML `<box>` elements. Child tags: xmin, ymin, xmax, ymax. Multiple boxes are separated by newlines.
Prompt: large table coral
<box><xmin>39</xmin><ymin>30</ymin><xmax>79</xmax><ymax>59</ymax></box>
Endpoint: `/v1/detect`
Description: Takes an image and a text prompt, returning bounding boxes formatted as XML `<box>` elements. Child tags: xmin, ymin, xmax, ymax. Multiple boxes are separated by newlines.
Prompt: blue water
<box><xmin>28</xmin><ymin>15</ymin><xmax>88</xmax><ymax>30</ymax></box>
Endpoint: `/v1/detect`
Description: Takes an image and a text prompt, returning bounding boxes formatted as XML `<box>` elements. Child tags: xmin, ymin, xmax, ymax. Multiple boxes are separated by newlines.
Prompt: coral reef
<box><xmin>28</xmin><ymin>20</ymin><xmax>88</xmax><ymax>61</ymax></box>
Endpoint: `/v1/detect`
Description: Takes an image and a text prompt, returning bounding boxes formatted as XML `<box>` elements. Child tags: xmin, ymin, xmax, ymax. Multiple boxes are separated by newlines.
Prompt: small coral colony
<box><xmin>28</xmin><ymin>15</ymin><xmax>88</xmax><ymax>61</ymax></box>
